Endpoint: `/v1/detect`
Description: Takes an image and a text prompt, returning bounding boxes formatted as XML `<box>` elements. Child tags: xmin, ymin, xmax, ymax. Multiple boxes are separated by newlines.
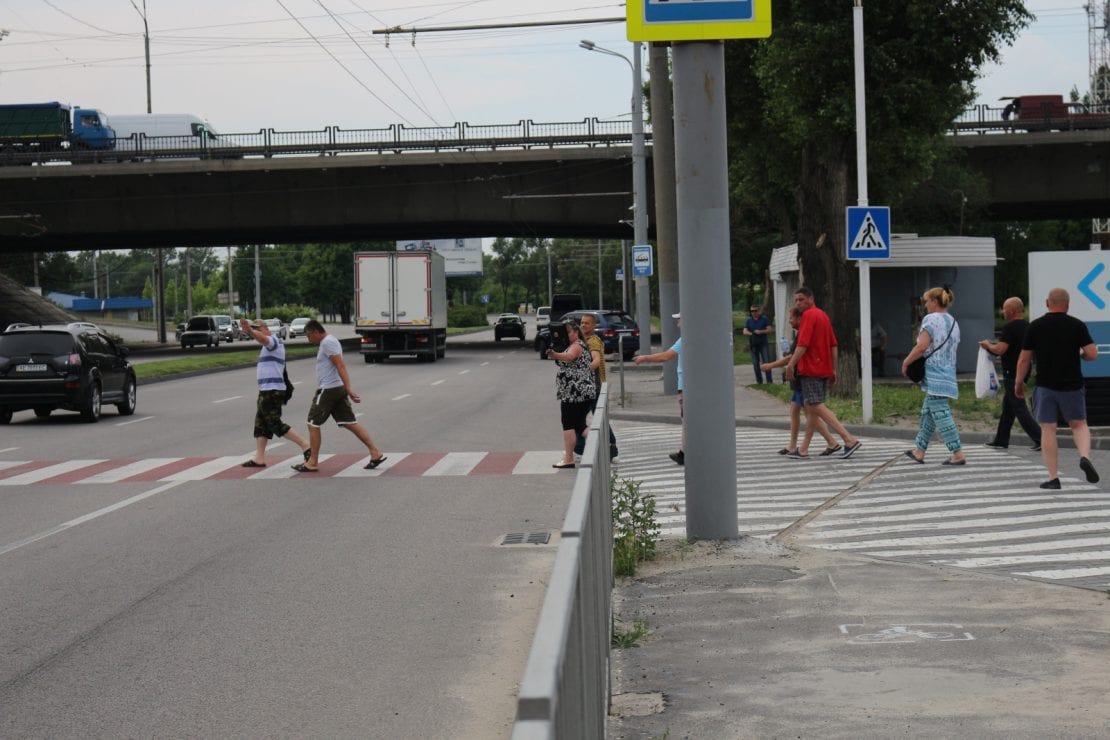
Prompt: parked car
<box><xmin>493</xmin><ymin>314</ymin><xmax>526</xmax><ymax>342</ymax></box>
<box><xmin>213</xmin><ymin>315</ymin><xmax>237</xmax><ymax>342</ymax></box>
<box><xmin>180</xmin><ymin>315</ymin><xmax>220</xmax><ymax>349</ymax></box>
<box><xmin>534</xmin><ymin>309</ymin><xmax>639</xmax><ymax>360</ymax></box>
<box><xmin>535</xmin><ymin>306</ymin><xmax>551</xmax><ymax>329</ymax></box>
<box><xmin>264</xmin><ymin>318</ymin><xmax>287</xmax><ymax>340</ymax></box>
<box><xmin>287</xmin><ymin>317</ymin><xmax>311</xmax><ymax>338</ymax></box>
<box><xmin>0</xmin><ymin>324</ymin><xmax>137</xmax><ymax>423</ymax></box>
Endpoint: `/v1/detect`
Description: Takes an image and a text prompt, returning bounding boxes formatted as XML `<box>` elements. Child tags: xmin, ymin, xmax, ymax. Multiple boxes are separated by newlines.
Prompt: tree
<box><xmin>725</xmin><ymin>0</ymin><xmax>1031</xmax><ymax>393</ymax></box>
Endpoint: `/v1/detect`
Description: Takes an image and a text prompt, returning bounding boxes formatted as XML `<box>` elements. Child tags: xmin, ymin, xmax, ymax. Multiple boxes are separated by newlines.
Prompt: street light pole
<box><xmin>580</xmin><ymin>40</ymin><xmax>650</xmax><ymax>344</ymax></box>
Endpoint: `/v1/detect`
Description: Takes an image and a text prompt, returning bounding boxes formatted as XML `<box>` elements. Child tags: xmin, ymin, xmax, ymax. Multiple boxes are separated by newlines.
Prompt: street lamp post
<box><xmin>580</xmin><ymin>40</ymin><xmax>650</xmax><ymax>346</ymax></box>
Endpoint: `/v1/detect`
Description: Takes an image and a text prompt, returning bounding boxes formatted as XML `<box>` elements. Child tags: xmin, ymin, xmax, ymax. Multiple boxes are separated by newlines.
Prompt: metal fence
<box><xmin>512</xmin><ymin>385</ymin><xmax>614</xmax><ymax>740</ymax></box>
<box><xmin>2</xmin><ymin>117</ymin><xmax>651</xmax><ymax>166</ymax></box>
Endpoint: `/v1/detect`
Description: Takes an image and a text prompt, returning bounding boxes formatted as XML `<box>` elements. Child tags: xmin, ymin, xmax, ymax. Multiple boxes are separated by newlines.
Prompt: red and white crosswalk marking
<box><xmin>0</xmin><ymin>450</ymin><xmax>566</xmax><ymax>485</ymax></box>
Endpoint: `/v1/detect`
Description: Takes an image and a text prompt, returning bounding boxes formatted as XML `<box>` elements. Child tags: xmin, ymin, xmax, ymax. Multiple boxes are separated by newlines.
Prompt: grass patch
<box><xmin>134</xmin><ymin>345</ymin><xmax>320</xmax><ymax>381</ymax></box>
<box><xmin>611</xmin><ymin>617</ymin><xmax>650</xmax><ymax>649</ymax></box>
<box><xmin>754</xmin><ymin>380</ymin><xmax>999</xmax><ymax>428</ymax></box>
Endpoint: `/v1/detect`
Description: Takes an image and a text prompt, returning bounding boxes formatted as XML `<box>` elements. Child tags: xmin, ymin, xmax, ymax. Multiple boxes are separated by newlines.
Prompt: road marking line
<box><xmin>0</xmin><ymin>447</ymin><xmax>19</xmax><ymax>453</ymax></box>
<box><xmin>83</xmin><ymin>458</ymin><xmax>183</xmax><ymax>483</ymax></box>
<box><xmin>0</xmin><ymin>460</ymin><xmax>107</xmax><ymax>486</ymax></box>
<box><xmin>249</xmin><ymin>453</ymin><xmax>335</xmax><ymax>479</ymax></box>
<box><xmin>212</xmin><ymin>396</ymin><xmax>242</xmax><ymax>404</ymax></box>
<box><xmin>458</xmin><ymin>370</ymin><xmax>470</xmax><ymax>375</ymax></box>
<box><xmin>480</xmin><ymin>362</ymin><xmax>490</xmax><ymax>366</ymax></box>
<box><xmin>392</xmin><ymin>394</ymin><xmax>411</xmax><ymax>401</ymax></box>
<box><xmin>0</xmin><ymin>480</ymin><xmax>186</xmax><ymax>558</ymax></box>
<box><xmin>513</xmin><ymin>451</ymin><xmax>559</xmax><ymax>475</ymax></box>
<box><xmin>115</xmin><ymin>416</ymin><xmax>153</xmax><ymax>427</ymax></box>
<box><xmin>423</xmin><ymin>451</ymin><xmax>485</xmax><ymax>476</ymax></box>
<box><xmin>431</xmin><ymin>379</ymin><xmax>445</xmax><ymax>386</ymax></box>
<box><xmin>0</xmin><ymin>460</ymin><xmax>29</xmax><ymax>472</ymax></box>
<box><xmin>160</xmin><ymin>456</ymin><xmax>246</xmax><ymax>481</ymax></box>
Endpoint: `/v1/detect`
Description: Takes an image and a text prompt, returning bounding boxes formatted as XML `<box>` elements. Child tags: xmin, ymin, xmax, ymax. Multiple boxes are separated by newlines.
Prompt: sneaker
<box><xmin>984</xmin><ymin>441</ymin><xmax>1008</xmax><ymax>449</ymax></box>
<box><xmin>1039</xmin><ymin>478</ymin><xmax>1061</xmax><ymax>490</ymax></box>
<box><xmin>1031</xmin><ymin>443</ymin><xmax>1042</xmax><ymax>452</ymax></box>
<box><xmin>1080</xmin><ymin>456</ymin><xmax>1100</xmax><ymax>483</ymax></box>
<box><xmin>669</xmin><ymin>451</ymin><xmax>685</xmax><ymax>466</ymax></box>
<box><xmin>784</xmin><ymin>450</ymin><xmax>809</xmax><ymax>459</ymax></box>
<box><xmin>839</xmin><ymin>440</ymin><xmax>862</xmax><ymax>459</ymax></box>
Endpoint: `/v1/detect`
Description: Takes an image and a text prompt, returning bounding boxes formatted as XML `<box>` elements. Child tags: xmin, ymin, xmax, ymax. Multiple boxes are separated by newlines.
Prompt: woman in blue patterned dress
<box><xmin>901</xmin><ymin>286</ymin><xmax>966</xmax><ymax>465</ymax></box>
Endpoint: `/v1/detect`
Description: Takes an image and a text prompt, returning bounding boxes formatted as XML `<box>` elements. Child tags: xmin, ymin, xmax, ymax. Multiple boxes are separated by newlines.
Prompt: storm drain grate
<box><xmin>501</xmin><ymin>531</ymin><xmax>551</xmax><ymax>546</ymax></box>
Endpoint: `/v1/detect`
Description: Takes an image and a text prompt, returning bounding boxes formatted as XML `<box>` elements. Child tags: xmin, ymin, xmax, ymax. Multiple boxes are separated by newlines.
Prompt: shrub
<box><xmin>612</xmin><ymin>473</ymin><xmax>659</xmax><ymax>577</ymax></box>
<box><xmin>448</xmin><ymin>304</ymin><xmax>487</xmax><ymax>328</ymax></box>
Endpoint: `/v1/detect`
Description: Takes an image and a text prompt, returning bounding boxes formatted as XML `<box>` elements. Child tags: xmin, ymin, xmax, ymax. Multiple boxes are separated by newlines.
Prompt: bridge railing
<box><xmin>511</xmin><ymin>385</ymin><xmax>613</xmax><ymax>740</ymax></box>
<box><xmin>0</xmin><ymin>117</ymin><xmax>651</xmax><ymax>166</ymax></box>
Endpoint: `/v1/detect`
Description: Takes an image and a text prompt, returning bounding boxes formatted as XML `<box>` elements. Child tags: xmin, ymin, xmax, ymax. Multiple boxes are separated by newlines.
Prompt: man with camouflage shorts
<box><xmin>292</xmin><ymin>320</ymin><xmax>387</xmax><ymax>473</ymax></box>
<box><xmin>240</xmin><ymin>318</ymin><xmax>311</xmax><ymax>468</ymax></box>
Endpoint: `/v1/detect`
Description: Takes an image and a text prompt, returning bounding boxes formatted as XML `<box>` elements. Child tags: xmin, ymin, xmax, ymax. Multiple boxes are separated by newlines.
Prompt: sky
<box><xmin>0</xmin><ymin>1</ymin><xmax>1095</xmax><ymax>135</ymax></box>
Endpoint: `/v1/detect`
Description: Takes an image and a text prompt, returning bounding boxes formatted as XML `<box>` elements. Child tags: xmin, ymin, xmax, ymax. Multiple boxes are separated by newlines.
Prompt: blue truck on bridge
<box><xmin>0</xmin><ymin>102</ymin><xmax>115</xmax><ymax>151</ymax></box>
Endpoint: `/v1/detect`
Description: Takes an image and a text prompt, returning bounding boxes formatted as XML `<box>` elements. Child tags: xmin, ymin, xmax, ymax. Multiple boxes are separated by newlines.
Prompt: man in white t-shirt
<box><xmin>240</xmin><ymin>318</ymin><xmax>311</xmax><ymax>468</ymax></box>
<box><xmin>292</xmin><ymin>320</ymin><xmax>386</xmax><ymax>473</ymax></box>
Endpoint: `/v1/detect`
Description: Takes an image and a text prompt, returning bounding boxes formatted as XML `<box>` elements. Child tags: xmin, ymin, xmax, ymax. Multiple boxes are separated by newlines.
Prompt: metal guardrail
<box><xmin>950</xmin><ymin>102</ymin><xmax>1110</xmax><ymax>134</ymax></box>
<box><xmin>1</xmin><ymin>118</ymin><xmax>652</xmax><ymax>167</ymax></box>
<box><xmin>512</xmin><ymin>384</ymin><xmax>613</xmax><ymax>740</ymax></box>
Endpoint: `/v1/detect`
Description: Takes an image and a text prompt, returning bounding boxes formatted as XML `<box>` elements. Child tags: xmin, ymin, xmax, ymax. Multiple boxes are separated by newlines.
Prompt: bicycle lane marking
<box><xmin>0</xmin><ymin>480</ymin><xmax>186</xmax><ymax>558</ymax></box>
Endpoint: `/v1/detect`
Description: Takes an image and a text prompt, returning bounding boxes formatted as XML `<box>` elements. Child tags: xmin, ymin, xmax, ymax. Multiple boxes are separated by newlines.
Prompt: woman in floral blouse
<box><xmin>546</xmin><ymin>319</ymin><xmax>597</xmax><ymax>469</ymax></box>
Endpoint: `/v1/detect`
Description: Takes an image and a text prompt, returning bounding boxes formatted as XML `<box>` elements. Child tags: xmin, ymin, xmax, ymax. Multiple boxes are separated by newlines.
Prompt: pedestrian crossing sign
<box><xmin>846</xmin><ymin>206</ymin><xmax>891</xmax><ymax>260</ymax></box>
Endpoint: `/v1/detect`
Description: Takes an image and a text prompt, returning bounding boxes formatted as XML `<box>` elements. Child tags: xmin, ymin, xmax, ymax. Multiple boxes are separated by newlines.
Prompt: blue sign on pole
<box><xmin>632</xmin><ymin>244</ymin><xmax>654</xmax><ymax>277</ymax></box>
<box><xmin>846</xmin><ymin>206</ymin><xmax>891</xmax><ymax>260</ymax></box>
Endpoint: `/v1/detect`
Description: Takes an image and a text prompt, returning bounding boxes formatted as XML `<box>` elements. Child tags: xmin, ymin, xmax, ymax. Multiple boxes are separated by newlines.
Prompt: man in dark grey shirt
<box><xmin>979</xmin><ymin>297</ymin><xmax>1041</xmax><ymax>451</ymax></box>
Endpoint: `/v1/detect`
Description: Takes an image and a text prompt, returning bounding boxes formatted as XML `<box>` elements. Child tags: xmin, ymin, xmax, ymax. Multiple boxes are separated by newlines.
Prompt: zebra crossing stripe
<box><xmin>83</xmin><ymin>458</ymin><xmax>185</xmax><ymax>484</ymax></box>
<box><xmin>0</xmin><ymin>460</ymin><xmax>107</xmax><ymax>486</ymax></box>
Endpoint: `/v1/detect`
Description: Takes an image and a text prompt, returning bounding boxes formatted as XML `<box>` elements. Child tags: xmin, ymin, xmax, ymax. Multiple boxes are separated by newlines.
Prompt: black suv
<box><xmin>180</xmin><ymin>315</ymin><xmax>220</xmax><ymax>349</ymax></box>
<box><xmin>534</xmin><ymin>310</ymin><xmax>640</xmax><ymax>360</ymax></box>
<box><xmin>0</xmin><ymin>325</ymin><xmax>138</xmax><ymax>424</ymax></box>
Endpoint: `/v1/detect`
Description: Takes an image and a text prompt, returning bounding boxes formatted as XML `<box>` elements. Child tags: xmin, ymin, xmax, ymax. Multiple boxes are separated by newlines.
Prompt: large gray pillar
<box><xmin>673</xmin><ymin>41</ymin><xmax>738</xmax><ymax>540</ymax></box>
<box><xmin>631</xmin><ymin>42</ymin><xmax>652</xmax><ymax>354</ymax></box>
<box><xmin>649</xmin><ymin>42</ymin><xmax>680</xmax><ymax>395</ymax></box>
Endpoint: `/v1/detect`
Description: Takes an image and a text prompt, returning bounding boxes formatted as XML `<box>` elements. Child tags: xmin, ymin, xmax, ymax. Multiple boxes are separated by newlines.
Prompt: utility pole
<box><xmin>254</xmin><ymin>244</ymin><xmax>262</xmax><ymax>319</ymax></box>
<box><xmin>650</xmin><ymin>42</ymin><xmax>680</xmax><ymax>395</ymax></box>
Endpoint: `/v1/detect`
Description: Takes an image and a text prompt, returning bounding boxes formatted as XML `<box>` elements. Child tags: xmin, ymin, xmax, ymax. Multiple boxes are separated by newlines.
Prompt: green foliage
<box><xmin>447</xmin><ymin>304</ymin><xmax>487</xmax><ymax>328</ymax></box>
<box><xmin>612</xmin><ymin>473</ymin><xmax>660</xmax><ymax>578</ymax></box>
<box><xmin>756</xmin><ymin>380</ymin><xmax>1000</xmax><ymax>428</ymax></box>
<box><xmin>611</xmin><ymin>617</ymin><xmax>649</xmax><ymax>649</ymax></box>
<box><xmin>261</xmin><ymin>304</ymin><xmax>318</xmax><ymax>323</ymax></box>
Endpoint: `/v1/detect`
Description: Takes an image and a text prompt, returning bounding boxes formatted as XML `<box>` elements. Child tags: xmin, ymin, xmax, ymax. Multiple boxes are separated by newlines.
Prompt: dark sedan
<box><xmin>493</xmin><ymin>315</ymin><xmax>526</xmax><ymax>342</ymax></box>
<box><xmin>0</xmin><ymin>325</ymin><xmax>137</xmax><ymax>423</ymax></box>
<box><xmin>534</xmin><ymin>310</ymin><xmax>639</xmax><ymax>360</ymax></box>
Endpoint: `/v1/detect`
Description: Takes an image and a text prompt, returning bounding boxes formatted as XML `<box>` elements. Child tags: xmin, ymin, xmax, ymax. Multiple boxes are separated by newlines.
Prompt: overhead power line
<box><xmin>372</xmin><ymin>17</ymin><xmax>624</xmax><ymax>36</ymax></box>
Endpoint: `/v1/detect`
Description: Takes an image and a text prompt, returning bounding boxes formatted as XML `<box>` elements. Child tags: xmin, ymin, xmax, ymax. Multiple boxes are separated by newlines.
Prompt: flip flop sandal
<box><xmin>903</xmin><ymin>450</ymin><xmax>925</xmax><ymax>464</ymax></box>
<box><xmin>364</xmin><ymin>456</ymin><xmax>388</xmax><ymax>470</ymax></box>
<box><xmin>777</xmin><ymin>448</ymin><xmax>792</xmax><ymax>455</ymax></box>
<box><xmin>819</xmin><ymin>445</ymin><xmax>843</xmax><ymax>456</ymax></box>
<box><xmin>241</xmin><ymin>460</ymin><xmax>267</xmax><ymax>468</ymax></box>
<box><xmin>291</xmin><ymin>463</ymin><xmax>318</xmax><ymax>473</ymax></box>
<box><xmin>942</xmin><ymin>458</ymin><xmax>967</xmax><ymax>466</ymax></box>
<box><xmin>552</xmin><ymin>461</ymin><xmax>576</xmax><ymax>469</ymax></box>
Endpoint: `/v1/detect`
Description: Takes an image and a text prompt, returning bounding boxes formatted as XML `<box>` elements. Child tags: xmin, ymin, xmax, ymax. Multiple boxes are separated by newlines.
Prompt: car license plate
<box><xmin>16</xmin><ymin>363</ymin><xmax>47</xmax><ymax>372</ymax></box>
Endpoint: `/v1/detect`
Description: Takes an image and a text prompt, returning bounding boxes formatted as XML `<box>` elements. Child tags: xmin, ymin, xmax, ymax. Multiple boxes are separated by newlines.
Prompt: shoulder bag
<box><xmin>907</xmin><ymin>315</ymin><xmax>954</xmax><ymax>384</ymax></box>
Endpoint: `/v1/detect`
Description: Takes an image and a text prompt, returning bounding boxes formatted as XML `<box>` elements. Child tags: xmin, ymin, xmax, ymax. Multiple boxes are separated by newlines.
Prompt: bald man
<box><xmin>1015</xmin><ymin>288</ymin><xmax>1099</xmax><ymax>490</ymax></box>
<box><xmin>979</xmin><ymin>297</ymin><xmax>1041</xmax><ymax>451</ymax></box>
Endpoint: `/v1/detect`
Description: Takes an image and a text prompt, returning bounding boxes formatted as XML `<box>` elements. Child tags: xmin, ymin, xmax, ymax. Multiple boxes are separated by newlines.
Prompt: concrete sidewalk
<box><xmin>605</xmin><ymin>364</ymin><xmax>1110</xmax><ymax>738</ymax></box>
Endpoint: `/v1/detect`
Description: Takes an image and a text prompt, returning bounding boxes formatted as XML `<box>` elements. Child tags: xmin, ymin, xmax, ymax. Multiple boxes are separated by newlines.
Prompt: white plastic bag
<box><xmin>975</xmin><ymin>347</ymin><xmax>1000</xmax><ymax>399</ymax></box>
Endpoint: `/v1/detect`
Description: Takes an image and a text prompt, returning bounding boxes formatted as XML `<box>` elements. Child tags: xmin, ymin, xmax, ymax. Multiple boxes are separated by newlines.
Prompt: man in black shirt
<box><xmin>1016</xmin><ymin>288</ymin><xmax>1099</xmax><ymax>490</ymax></box>
<box><xmin>979</xmin><ymin>297</ymin><xmax>1041</xmax><ymax>450</ymax></box>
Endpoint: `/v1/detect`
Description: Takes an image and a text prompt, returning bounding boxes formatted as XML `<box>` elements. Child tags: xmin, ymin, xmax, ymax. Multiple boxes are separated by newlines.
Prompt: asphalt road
<box><xmin>0</xmin><ymin>331</ymin><xmax>569</xmax><ymax>738</ymax></box>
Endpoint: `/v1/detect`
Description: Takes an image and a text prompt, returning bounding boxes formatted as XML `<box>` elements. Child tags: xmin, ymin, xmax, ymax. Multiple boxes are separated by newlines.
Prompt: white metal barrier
<box><xmin>512</xmin><ymin>385</ymin><xmax>614</xmax><ymax>739</ymax></box>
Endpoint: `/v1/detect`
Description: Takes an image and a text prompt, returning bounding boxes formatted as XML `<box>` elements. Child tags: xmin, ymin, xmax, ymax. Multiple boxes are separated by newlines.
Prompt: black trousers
<box><xmin>992</xmin><ymin>376</ymin><xmax>1041</xmax><ymax>447</ymax></box>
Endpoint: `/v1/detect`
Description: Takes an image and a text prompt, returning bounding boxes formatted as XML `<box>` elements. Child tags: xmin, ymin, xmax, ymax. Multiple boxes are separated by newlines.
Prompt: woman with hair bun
<box><xmin>901</xmin><ymin>286</ymin><xmax>966</xmax><ymax>465</ymax></box>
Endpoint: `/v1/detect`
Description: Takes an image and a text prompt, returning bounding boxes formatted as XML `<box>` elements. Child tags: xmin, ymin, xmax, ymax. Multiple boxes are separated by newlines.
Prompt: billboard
<box><xmin>397</xmin><ymin>238</ymin><xmax>483</xmax><ymax>276</ymax></box>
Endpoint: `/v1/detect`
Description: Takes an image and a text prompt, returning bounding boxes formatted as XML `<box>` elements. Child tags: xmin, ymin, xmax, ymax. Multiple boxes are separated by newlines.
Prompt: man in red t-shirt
<box><xmin>784</xmin><ymin>286</ymin><xmax>861</xmax><ymax>459</ymax></box>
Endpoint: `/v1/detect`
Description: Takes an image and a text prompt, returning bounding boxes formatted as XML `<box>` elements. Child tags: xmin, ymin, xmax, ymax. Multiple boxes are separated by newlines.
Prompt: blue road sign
<box><xmin>627</xmin><ymin>0</ymin><xmax>771</xmax><ymax>41</ymax></box>
<box><xmin>632</xmin><ymin>244</ymin><xmax>654</xmax><ymax>277</ymax></box>
<box><xmin>846</xmin><ymin>206</ymin><xmax>891</xmax><ymax>260</ymax></box>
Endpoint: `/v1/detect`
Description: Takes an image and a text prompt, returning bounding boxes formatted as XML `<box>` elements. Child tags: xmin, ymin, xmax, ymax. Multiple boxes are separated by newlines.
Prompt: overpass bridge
<box><xmin>0</xmin><ymin>112</ymin><xmax>1108</xmax><ymax>252</ymax></box>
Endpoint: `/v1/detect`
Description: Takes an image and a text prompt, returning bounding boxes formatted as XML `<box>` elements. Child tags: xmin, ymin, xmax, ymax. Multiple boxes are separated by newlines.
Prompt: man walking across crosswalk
<box><xmin>1016</xmin><ymin>288</ymin><xmax>1099</xmax><ymax>490</ymax></box>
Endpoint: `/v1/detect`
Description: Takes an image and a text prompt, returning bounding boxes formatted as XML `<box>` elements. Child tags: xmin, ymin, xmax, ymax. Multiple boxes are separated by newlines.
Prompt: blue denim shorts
<box><xmin>1032</xmin><ymin>386</ymin><xmax>1086</xmax><ymax>424</ymax></box>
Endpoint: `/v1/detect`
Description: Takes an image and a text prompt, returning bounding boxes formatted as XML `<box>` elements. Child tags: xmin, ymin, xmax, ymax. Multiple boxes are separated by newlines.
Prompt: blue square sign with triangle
<box><xmin>846</xmin><ymin>206</ymin><xmax>891</xmax><ymax>260</ymax></box>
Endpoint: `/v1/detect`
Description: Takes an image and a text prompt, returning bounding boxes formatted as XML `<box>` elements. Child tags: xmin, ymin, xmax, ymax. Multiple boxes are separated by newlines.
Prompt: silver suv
<box><xmin>180</xmin><ymin>315</ymin><xmax>220</xmax><ymax>349</ymax></box>
<box><xmin>213</xmin><ymin>315</ymin><xmax>237</xmax><ymax>342</ymax></box>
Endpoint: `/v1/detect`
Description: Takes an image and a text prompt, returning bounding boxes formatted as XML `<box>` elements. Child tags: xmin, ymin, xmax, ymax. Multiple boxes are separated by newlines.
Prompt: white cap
<box><xmin>671</xmin><ymin>312</ymin><xmax>681</xmax><ymax>319</ymax></box>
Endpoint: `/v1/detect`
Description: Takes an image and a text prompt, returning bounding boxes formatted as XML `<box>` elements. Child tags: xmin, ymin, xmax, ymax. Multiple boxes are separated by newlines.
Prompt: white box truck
<box><xmin>354</xmin><ymin>250</ymin><xmax>447</xmax><ymax>363</ymax></box>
